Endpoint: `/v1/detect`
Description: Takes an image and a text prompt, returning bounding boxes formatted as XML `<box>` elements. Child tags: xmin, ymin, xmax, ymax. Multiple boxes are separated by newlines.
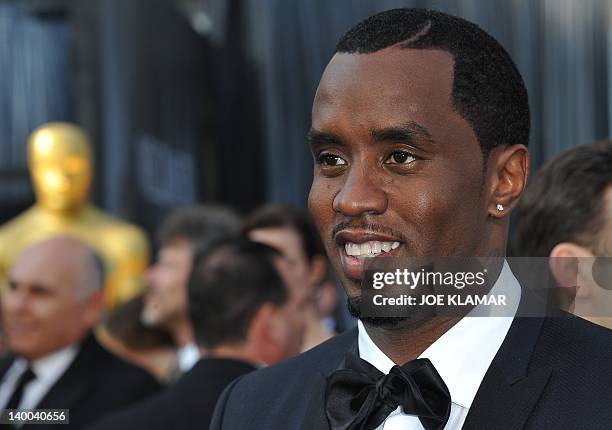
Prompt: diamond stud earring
<box><xmin>496</xmin><ymin>203</ymin><xmax>504</xmax><ymax>211</ymax></box>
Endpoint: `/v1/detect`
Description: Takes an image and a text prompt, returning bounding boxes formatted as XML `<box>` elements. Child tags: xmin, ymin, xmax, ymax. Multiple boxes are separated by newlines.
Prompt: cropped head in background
<box><xmin>513</xmin><ymin>140</ymin><xmax>612</xmax><ymax>328</ymax></box>
<box><xmin>188</xmin><ymin>237</ymin><xmax>305</xmax><ymax>365</ymax></box>
<box><xmin>28</xmin><ymin>123</ymin><xmax>93</xmax><ymax>215</ymax></box>
<box><xmin>307</xmin><ymin>8</ymin><xmax>530</xmax><ymax>327</ymax></box>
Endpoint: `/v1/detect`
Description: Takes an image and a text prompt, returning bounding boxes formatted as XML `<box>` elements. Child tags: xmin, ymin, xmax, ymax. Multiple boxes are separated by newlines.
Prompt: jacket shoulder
<box><xmin>210</xmin><ymin>328</ymin><xmax>356</xmax><ymax>429</ymax></box>
<box><xmin>236</xmin><ymin>327</ymin><xmax>356</xmax><ymax>388</ymax></box>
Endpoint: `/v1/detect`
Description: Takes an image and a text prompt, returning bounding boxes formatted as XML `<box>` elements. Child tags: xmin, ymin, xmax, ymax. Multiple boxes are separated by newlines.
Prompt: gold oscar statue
<box><xmin>0</xmin><ymin>122</ymin><xmax>150</xmax><ymax>308</ymax></box>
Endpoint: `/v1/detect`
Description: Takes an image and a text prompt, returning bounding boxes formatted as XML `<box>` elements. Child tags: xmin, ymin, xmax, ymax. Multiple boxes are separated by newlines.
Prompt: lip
<box><xmin>335</xmin><ymin>230</ymin><xmax>403</xmax><ymax>282</ymax></box>
<box><xmin>334</xmin><ymin>230</ymin><xmax>402</xmax><ymax>246</ymax></box>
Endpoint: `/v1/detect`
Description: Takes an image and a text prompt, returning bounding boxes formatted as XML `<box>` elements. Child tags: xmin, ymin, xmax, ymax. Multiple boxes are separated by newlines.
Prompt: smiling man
<box><xmin>211</xmin><ymin>9</ymin><xmax>612</xmax><ymax>430</ymax></box>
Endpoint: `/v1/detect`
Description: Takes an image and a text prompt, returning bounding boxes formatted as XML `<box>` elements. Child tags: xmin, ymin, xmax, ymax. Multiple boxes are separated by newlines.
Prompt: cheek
<box><xmin>308</xmin><ymin>179</ymin><xmax>338</xmax><ymax>246</ymax></box>
<box><xmin>391</xmin><ymin>175</ymin><xmax>483</xmax><ymax>255</ymax></box>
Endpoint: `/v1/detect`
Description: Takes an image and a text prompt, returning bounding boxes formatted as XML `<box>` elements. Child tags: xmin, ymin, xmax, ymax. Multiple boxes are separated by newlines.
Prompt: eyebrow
<box><xmin>307</xmin><ymin>129</ymin><xmax>344</xmax><ymax>148</ymax></box>
<box><xmin>371</xmin><ymin>122</ymin><xmax>433</xmax><ymax>143</ymax></box>
<box><xmin>307</xmin><ymin>121</ymin><xmax>434</xmax><ymax>149</ymax></box>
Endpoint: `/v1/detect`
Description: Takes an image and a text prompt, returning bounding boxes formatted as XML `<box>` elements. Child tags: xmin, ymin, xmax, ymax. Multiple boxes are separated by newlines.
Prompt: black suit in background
<box><xmin>211</xmin><ymin>313</ymin><xmax>612</xmax><ymax>429</ymax></box>
<box><xmin>87</xmin><ymin>358</ymin><xmax>256</xmax><ymax>430</ymax></box>
<box><xmin>0</xmin><ymin>334</ymin><xmax>160</xmax><ymax>430</ymax></box>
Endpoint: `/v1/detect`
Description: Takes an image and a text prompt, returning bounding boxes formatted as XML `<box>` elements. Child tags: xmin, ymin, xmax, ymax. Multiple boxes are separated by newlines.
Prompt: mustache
<box><xmin>331</xmin><ymin>221</ymin><xmax>407</xmax><ymax>243</ymax></box>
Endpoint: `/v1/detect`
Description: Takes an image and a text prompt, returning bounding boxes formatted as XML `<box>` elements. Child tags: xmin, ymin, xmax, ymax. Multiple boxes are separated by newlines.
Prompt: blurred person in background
<box><xmin>97</xmin><ymin>295</ymin><xmax>178</xmax><ymax>383</ymax></box>
<box><xmin>0</xmin><ymin>236</ymin><xmax>160</xmax><ymax>429</ymax></box>
<box><xmin>243</xmin><ymin>204</ymin><xmax>337</xmax><ymax>351</ymax></box>
<box><xmin>88</xmin><ymin>237</ymin><xmax>304</xmax><ymax>430</ymax></box>
<box><xmin>140</xmin><ymin>205</ymin><xmax>241</xmax><ymax>375</ymax></box>
<box><xmin>513</xmin><ymin>140</ymin><xmax>612</xmax><ymax>329</ymax></box>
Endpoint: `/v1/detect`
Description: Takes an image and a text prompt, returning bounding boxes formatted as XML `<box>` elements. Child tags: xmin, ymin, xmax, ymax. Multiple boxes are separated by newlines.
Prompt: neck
<box><xmin>171</xmin><ymin>317</ymin><xmax>195</xmax><ymax>348</ymax></box>
<box><xmin>572</xmin><ymin>296</ymin><xmax>612</xmax><ymax>330</ymax></box>
<box><xmin>206</xmin><ymin>344</ymin><xmax>260</xmax><ymax>366</ymax></box>
<box><xmin>363</xmin><ymin>316</ymin><xmax>460</xmax><ymax>364</ymax></box>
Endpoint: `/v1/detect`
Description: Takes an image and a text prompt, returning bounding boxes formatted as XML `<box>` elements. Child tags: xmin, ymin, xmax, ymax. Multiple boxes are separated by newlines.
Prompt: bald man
<box><xmin>0</xmin><ymin>236</ymin><xmax>160</xmax><ymax>429</ymax></box>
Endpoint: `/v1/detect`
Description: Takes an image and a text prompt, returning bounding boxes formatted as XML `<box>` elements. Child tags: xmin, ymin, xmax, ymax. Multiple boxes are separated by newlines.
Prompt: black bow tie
<box><xmin>325</xmin><ymin>352</ymin><xmax>451</xmax><ymax>430</ymax></box>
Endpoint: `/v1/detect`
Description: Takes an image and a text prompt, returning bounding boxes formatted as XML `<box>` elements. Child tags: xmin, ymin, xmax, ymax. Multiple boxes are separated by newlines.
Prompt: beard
<box><xmin>347</xmin><ymin>295</ymin><xmax>437</xmax><ymax>330</ymax></box>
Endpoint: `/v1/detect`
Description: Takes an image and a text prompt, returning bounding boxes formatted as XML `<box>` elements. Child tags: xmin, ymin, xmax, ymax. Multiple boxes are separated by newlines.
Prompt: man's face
<box><xmin>2</xmin><ymin>250</ymin><xmax>97</xmax><ymax>361</ymax></box>
<box><xmin>141</xmin><ymin>239</ymin><xmax>193</xmax><ymax>328</ymax></box>
<box><xmin>308</xmin><ymin>48</ymin><xmax>489</xmax><ymax>304</ymax></box>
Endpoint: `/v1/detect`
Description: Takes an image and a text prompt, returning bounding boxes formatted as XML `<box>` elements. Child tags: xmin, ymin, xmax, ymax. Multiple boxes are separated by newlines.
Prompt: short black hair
<box><xmin>242</xmin><ymin>204</ymin><xmax>325</xmax><ymax>262</ymax></box>
<box><xmin>335</xmin><ymin>8</ymin><xmax>530</xmax><ymax>154</ymax></box>
<box><xmin>157</xmin><ymin>205</ymin><xmax>241</xmax><ymax>247</ymax></box>
<box><xmin>188</xmin><ymin>237</ymin><xmax>287</xmax><ymax>349</ymax></box>
<box><xmin>513</xmin><ymin>141</ymin><xmax>612</xmax><ymax>256</ymax></box>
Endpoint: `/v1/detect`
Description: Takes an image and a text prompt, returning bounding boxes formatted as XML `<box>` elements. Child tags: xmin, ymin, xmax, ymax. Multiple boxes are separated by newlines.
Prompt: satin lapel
<box><xmin>300</xmin><ymin>330</ymin><xmax>358</xmax><ymax>430</ymax></box>
<box><xmin>464</xmin><ymin>316</ymin><xmax>551</xmax><ymax>429</ymax></box>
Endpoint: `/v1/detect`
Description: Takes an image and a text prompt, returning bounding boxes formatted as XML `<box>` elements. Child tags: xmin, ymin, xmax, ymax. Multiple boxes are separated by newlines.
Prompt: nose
<box><xmin>332</xmin><ymin>164</ymin><xmax>387</xmax><ymax>217</ymax></box>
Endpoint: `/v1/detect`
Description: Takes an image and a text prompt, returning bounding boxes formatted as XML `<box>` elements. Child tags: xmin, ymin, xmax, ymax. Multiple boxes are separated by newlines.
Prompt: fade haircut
<box><xmin>336</xmin><ymin>8</ymin><xmax>530</xmax><ymax>155</ymax></box>
<box><xmin>188</xmin><ymin>237</ymin><xmax>287</xmax><ymax>349</ymax></box>
<box><xmin>513</xmin><ymin>141</ymin><xmax>612</xmax><ymax>257</ymax></box>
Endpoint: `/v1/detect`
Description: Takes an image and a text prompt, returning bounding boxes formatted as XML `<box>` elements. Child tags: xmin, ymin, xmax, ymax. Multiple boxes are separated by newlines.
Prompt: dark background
<box><xmin>1</xmin><ymin>0</ymin><xmax>610</xmax><ymax>240</ymax></box>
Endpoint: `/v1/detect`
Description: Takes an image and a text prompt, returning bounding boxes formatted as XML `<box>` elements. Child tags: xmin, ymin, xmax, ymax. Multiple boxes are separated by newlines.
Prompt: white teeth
<box><xmin>344</xmin><ymin>240</ymin><xmax>401</xmax><ymax>257</ymax></box>
<box><xmin>372</xmin><ymin>242</ymin><xmax>382</xmax><ymax>254</ymax></box>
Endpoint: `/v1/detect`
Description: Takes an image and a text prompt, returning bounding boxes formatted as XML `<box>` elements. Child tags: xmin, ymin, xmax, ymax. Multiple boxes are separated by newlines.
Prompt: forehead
<box><xmin>249</xmin><ymin>227</ymin><xmax>306</xmax><ymax>260</ymax></box>
<box><xmin>159</xmin><ymin>239</ymin><xmax>193</xmax><ymax>259</ymax></box>
<box><xmin>313</xmin><ymin>48</ymin><xmax>464</xmax><ymax>139</ymax></box>
<box><xmin>10</xmin><ymin>247</ymin><xmax>79</xmax><ymax>290</ymax></box>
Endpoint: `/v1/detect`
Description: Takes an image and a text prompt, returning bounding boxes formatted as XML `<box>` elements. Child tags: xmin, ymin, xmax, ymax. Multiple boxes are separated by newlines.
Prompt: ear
<box><xmin>246</xmin><ymin>303</ymin><xmax>283</xmax><ymax>365</ymax></box>
<box><xmin>550</xmin><ymin>243</ymin><xmax>594</xmax><ymax>299</ymax></box>
<box><xmin>247</xmin><ymin>303</ymin><xmax>279</xmax><ymax>345</ymax></box>
<box><xmin>84</xmin><ymin>291</ymin><xmax>105</xmax><ymax>327</ymax></box>
<box><xmin>487</xmin><ymin>144</ymin><xmax>529</xmax><ymax>218</ymax></box>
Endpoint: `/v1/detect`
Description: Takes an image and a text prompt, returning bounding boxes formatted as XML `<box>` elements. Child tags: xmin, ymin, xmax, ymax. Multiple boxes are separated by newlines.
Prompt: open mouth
<box><xmin>335</xmin><ymin>232</ymin><xmax>404</xmax><ymax>282</ymax></box>
<box><xmin>344</xmin><ymin>240</ymin><xmax>400</xmax><ymax>258</ymax></box>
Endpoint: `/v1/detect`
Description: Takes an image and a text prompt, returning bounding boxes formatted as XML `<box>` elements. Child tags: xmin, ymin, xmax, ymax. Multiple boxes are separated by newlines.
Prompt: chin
<box><xmin>347</xmin><ymin>297</ymin><xmax>435</xmax><ymax>330</ymax></box>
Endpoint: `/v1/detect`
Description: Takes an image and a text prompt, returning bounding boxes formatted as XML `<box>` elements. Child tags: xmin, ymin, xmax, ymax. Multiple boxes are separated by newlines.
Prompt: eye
<box><xmin>317</xmin><ymin>153</ymin><xmax>347</xmax><ymax>166</ymax></box>
<box><xmin>385</xmin><ymin>150</ymin><xmax>417</xmax><ymax>165</ymax></box>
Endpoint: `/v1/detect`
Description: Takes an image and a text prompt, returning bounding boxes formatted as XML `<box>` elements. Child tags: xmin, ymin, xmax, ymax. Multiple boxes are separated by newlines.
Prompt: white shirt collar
<box><xmin>22</xmin><ymin>343</ymin><xmax>80</xmax><ymax>384</ymax></box>
<box><xmin>177</xmin><ymin>343</ymin><xmax>200</xmax><ymax>372</ymax></box>
<box><xmin>358</xmin><ymin>260</ymin><xmax>521</xmax><ymax>409</ymax></box>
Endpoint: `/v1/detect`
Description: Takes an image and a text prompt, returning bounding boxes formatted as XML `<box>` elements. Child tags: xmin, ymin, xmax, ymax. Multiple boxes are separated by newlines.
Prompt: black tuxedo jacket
<box><xmin>87</xmin><ymin>358</ymin><xmax>256</xmax><ymax>430</ymax></box>
<box><xmin>211</xmin><ymin>314</ymin><xmax>612</xmax><ymax>429</ymax></box>
<box><xmin>0</xmin><ymin>334</ymin><xmax>160</xmax><ymax>429</ymax></box>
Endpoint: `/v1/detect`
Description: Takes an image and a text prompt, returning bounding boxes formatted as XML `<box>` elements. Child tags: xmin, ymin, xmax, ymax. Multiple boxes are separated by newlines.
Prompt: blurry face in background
<box><xmin>248</xmin><ymin>227</ymin><xmax>314</xmax><ymax>295</ymax></box>
<box><xmin>29</xmin><ymin>127</ymin><xmax>92</xmax><ymax>214</ymax></box>
<box><xmin>2</xmin><ymin>245</ymin><xmax>100</xmax><ymax>361</ymax></box>
<box><xmin>141</xmin><ymin>239</ymin><xmax>193</xmax><ymax>329</ymax></box>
